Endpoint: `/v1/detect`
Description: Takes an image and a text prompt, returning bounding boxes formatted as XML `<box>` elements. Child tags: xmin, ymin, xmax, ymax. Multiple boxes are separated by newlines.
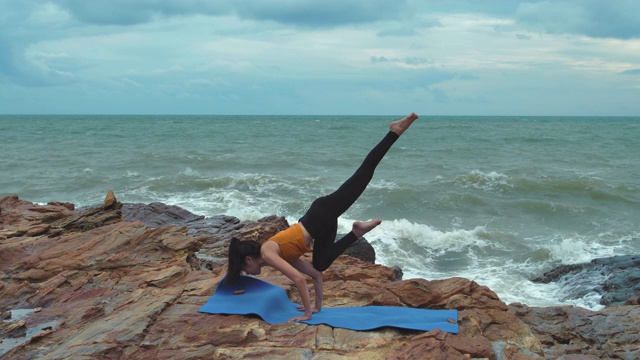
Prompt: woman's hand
<box><xmin>290</xmin><ymin>258</ymin><xmax>324</xmax><ymax>315</ymax></box>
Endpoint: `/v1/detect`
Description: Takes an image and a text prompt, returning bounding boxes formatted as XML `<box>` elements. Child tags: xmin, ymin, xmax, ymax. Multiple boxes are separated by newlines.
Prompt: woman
<box><xmin>226</xmin><ymin>112</ymin><xmax>420</xmax><ymax>321</ymax></box>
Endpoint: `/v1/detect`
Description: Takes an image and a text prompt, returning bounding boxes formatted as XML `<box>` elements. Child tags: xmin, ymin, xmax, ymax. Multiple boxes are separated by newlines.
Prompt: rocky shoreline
<box><xmin>1</xmin><ymin>192</ymin><xmax>638</xmax><ymax>359</ymax></box>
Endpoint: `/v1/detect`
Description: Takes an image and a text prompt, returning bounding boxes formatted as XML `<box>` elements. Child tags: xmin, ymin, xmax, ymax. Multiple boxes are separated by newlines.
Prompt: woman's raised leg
<box><xmin>300</xmin><ymin>113</ymin><xmax>420</xmax><ymax>271</ymax></box>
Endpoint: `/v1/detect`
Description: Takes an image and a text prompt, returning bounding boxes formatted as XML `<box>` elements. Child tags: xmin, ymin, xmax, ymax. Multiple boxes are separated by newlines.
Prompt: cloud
<box><xmin>455</xmin><ymin>73</ymin><xmax>479</xmax><ymax>81</ymax></box>
<box><xmin>619</xmin><ymin>69</ymin><xmax>640</xmax><ymax>75</ymax></box>
<box><xmin>377</xmin><ymin>28</ymin><xmax>417</xmax><ymax>37</ymax></box>
<box><xmin>0</xmin><ymin>38</ymin><xmax>77</xmax><ymax>87</ymax></box>
<box><xmin>404</xmin><ymin>57</ymin><xmax>432</xmax><ymax>66</ymax></box>
<box><xmin>59</xmin><ymin>0</ymin><xmax>231</xmax><ymax>25</ymax></box>
<box><xmin>0</xmin><ymin>40</ymin><xmax>17</xmax><ymax>79</ymax></box>
<box><xmin>370</xmin><ymin>56</ymin><xmax>432</xmax><ymax>67</ymax></box>
<box><xmin>1</xmin><ymin>0</ymin><xmax>639</xmax><ymax>115</ymax></box>
<box><xmin>515</xmin><ymin>0</ymin><xmax>640</xmax><ymax>39</ymax></box>
<box><xmin>234</xmin><ymin>0</ymin><xmax>407</xmax><ymax>28</ymax></box>
<box><xmin>371</xmin><ymin>56</ymin><xmax>389</xmax><ymax>63</ymax></box>
<box><xmin>0</xmin><ymin>2</ymin><xmax>79</xmax><ymax>86</ymax></box>
<box><xmin>18</xmin><ymin>0</ymin><xmax>640</xmax><ymax>39</ymax></box>
<box><xmin>58</xmin><ymin>0</ymin><xmax>408</xmax><ymax>28</ymax></box>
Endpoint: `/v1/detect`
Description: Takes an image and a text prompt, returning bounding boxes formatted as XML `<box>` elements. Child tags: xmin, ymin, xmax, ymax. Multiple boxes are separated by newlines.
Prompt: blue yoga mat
<box><xmin>198</xmin><ymin>275</ymin><xmax>459</xmax><ymax>333</ymax></box>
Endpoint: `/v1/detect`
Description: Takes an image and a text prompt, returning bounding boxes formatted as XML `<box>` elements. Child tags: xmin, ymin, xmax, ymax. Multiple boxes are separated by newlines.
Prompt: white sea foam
<box><xmin>367</xmin><ymin>218</ymin><xmax>489</xmax><ymax>254</ymax></box>
<box><xmin>360</xmin><ymin>218</ymin><xmax>491</xmax><ymax>283</ymax></box>
<box><xmin>546</xmin><ymin>236</ymin><xmax>620</xmax><ymax>265</ymax></box>
<box><xmin>179</xmin><ymin>167</ymin><xmax>200</xmax><ymax>177</ymax></box>
<box><xmin>456</xmin><ymin>170</ymin><xmax>512</xmax><ymax>192</ymax></box>
<box><xmin>360</xmin><ymin>218</ymin><xmax>612</xmax><ymax>310</ymax></box>
<box><xmin>165</xmin><ymin>189</ymin><xmax>274</xmax><ymax>221</ymax></box>
<box><xmin>366</xmin><ymin>179</ymin><xmax>399</xmax><ymax>190</ymax></box>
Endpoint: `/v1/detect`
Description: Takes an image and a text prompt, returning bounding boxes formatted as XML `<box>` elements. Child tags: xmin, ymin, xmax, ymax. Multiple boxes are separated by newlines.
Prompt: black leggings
<box><xmin>299</xmin><ymin>131</ymin><xmax>399</xmax><ymax>271</ymax></box>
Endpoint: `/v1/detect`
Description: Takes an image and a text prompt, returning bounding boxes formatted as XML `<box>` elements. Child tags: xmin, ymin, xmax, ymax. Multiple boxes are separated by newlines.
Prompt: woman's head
<box><xmin>226</xmin><ymin>237</ymin><xmax>262</xmax><ymax>283</ymax></box>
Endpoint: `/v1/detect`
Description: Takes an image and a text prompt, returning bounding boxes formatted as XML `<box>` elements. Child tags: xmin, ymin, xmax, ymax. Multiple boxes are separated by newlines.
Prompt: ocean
<box><xmin>1</xmin><ymin>115</ymin><xmax>638</xmax><ymax>310</ymax></box>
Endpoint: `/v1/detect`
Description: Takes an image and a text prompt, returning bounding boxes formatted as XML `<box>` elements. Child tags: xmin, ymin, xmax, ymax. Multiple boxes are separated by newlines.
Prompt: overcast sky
<box><xmin>1</xmin><ymin>0</ymin><xmax>639</xmax><ymax>116</ymax></box>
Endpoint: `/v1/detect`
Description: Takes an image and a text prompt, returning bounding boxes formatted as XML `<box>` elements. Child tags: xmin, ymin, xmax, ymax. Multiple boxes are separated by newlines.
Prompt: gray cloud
<box><xmin>371</xmin><ymin>56</ymin><xmax>389</xmax><ymax>63</ymax></box>
<box><xmin>0</xmin><ymin>39</ymin><xmax>55</xmax><ymax>87</ymax></box>
<box><xmin>455</xmin><ymin>73</ymin><xmax>479</xmax><ymax>81</ymax></box>
<box><xmin>370</xmin><ymin>56</ymin><xmax>432</xmax><ymax>66</ymax></box>
<box><xmin>1</xmin><ymin>0</ymin><xmax>639</xmax><ymax>115</ymax></box>
<box><xmin>619</xmin><ymin>69</ymin><xmax>640</xmax><ymax>75</ymax></box>
<box><xmin>60</xmin><ymin>0</ymin><xmax>231</xmax><ymax>25</ymax></box>
<box><xmin>0</xmin><ymin>40</ymin><xmax>17</xmax><ymax>79</ymax></box>
<box><xmin>420</xmin><ymin>0</ymin><xmax>640</xmax><ymax>39</ymax></box>
<box><xmin>58</xmin><ymin>0</ymin><xmax>407</xmax><ymax>27</ymax></box>
<box><xmin>404</xmin><ymin>57</ymin><xmax>432</xmax><ymax>66</ymax></box>
<box><xmin>377</xmin><ymin>28</ymin><xmax>417</xmax><ymax>37</ymax></box>
<box><xmin>419</xmin><ymin>0</ymin><xmax>521</xmax><ymax>16</ymax></box>
<box><xmin>515</xmin><ymin>0</ymin><xmax>640</xmax><ymax>39</ymax></box>
<box><xmin>233</xmin><ymin>0</ymin><xmax>407</xmax><ymax>28</ymax></box>
<box><xmin>52</xmin><ymin>0</ymin><xmax>640</xmax><ymax>39</ymax></box>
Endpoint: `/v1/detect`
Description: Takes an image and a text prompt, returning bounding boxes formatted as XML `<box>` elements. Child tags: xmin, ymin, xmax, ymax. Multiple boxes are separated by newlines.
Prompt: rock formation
<box><xmin>1</xmin><ymin>193</ymin><xmax>638</xmax><ymax>359</ymax></box>
<box><xmin>533</xmin><ymin>255</ymin><xmax>640</xmax><ymax>306</ymax></box>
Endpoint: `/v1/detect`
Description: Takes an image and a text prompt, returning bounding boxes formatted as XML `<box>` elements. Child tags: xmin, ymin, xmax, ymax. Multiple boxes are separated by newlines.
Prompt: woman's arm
<box><xmin>291</xmin><ymin>258</ymin><xmax>323</xmax><ymax>312</ymax></box>
<box><xmin>261</xmin><ymin>243</ymin><xmax>313</xmax><ymax>321</ymax></box>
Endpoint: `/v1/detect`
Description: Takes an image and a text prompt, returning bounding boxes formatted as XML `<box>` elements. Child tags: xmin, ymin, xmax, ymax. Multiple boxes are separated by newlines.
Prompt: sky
<box><xmin>1</xmin><ymin>0</ymin><xmax>639</xmax><ymax>116</ymax></box>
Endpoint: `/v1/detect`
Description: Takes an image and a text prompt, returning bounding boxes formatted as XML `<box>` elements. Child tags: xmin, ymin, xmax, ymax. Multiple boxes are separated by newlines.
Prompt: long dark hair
<box><xmin>225</xmin><ymin>237</ymin><xmax>261</xmax><ymax>284</ymax></box>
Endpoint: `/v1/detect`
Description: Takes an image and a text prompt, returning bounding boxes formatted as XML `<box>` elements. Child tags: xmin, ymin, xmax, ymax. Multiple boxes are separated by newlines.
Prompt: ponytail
<box><xmin>225</xmin><ymin>237</ymin><xmax>261</xmax><ymax>284</ymax></box>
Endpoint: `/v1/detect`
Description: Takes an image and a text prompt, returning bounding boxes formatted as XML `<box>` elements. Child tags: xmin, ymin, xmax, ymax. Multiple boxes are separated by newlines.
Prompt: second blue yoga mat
<box><xmin>198</xmin><ymin>275</ymin><xmax>459</xmax><ymax>334</ymax></box>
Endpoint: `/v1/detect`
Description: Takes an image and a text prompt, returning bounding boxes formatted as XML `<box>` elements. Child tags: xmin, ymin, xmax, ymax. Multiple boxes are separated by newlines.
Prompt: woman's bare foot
<box><xmin>390</xmin><ymin>112</ymin><xmax>419</xmax><ymax>136</ymax></box>
<box><xmin>352</xmin><ymin>219</ymin><xmax>382</xmax><ymax>238</ymax></box>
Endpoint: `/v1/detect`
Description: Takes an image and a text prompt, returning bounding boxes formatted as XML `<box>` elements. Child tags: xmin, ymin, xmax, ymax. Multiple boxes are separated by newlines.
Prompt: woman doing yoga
<box><xmin>226</xmin><ymin>112</ymin><xmax>420</xmax><ymax>321</ymax></box>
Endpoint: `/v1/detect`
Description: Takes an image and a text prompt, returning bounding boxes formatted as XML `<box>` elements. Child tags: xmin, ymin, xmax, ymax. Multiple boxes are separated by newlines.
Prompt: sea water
<box><xmin>1</xmin><ymin>115</ymin><xmax>638</xmax><ymax>310</ymax></box>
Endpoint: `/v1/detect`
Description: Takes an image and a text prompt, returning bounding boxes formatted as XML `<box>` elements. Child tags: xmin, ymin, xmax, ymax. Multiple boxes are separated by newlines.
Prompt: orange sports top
<box><xmin>268</xmin><ymin>223</ymin><xmax>311</xmax><ymax>263</ymax></box>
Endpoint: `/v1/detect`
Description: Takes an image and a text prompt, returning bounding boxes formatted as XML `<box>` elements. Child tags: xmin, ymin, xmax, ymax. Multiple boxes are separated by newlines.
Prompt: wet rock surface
<box><xmin>534</xmin><ymin>255</ymin><xmax>640</xmax><ymax>306</ymax></box>
<box><xmin>1</xmin><ymin>193</ymin><xmax>638</xmax><ymax>359</ymax></box>
<box><xmin>508</xmin><ymin>303</ymin><xmax>640</xmax><ymax>359</ymax></box>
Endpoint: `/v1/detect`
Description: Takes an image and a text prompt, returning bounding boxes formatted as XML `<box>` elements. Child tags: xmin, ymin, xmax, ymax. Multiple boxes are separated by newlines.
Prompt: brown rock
<box><xmin>11</xmin><ymin>269</ymin><xmax>49</xmax><ymax>282</ymax></box>
<box><xmin>147</xmin><ymin>265</ymin><xmax>188</xmax><ymax>288</ymax></box>
<box><xmin>102</xmin><ymin>190</ymin><xmax>117</xmax><ymax>209</ymax></box>
<box><xmin>25</xmin><ymin>224</ymin><xmax>51</xmax><ymax>237</ymax></box>
<box><xmin>0</xmin><ymin>195</ymin><xmax>74</xmax><ymax>240</ymax></box>
<box><xmin>0</xmin><ymin>319</ymin><xmax>26</xmax><ymax>338</ymax></box>
<box><xmin>1</xmin><ymin>194</ymin><xmax>638</xmax><ymax>359</ymax></box>
<box><xmin>81</xmin><ymin>306</ymin><xmax>105</xmax><ymax>320</ymax></box>
<box><xmin>47</xmin><ymin>201</ymin><xmax>75</xmax><ymax>211</ymax></box>
<box><xmin>121</xmin><ymin>201</ymin><xmax>205</xmax><ymax>228</ymax></box>
<box><xmin>386</xmin><ymin>330</ymin><xmax>463</xmax><ymax>360</ymax></box>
